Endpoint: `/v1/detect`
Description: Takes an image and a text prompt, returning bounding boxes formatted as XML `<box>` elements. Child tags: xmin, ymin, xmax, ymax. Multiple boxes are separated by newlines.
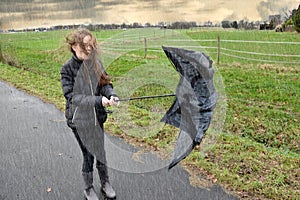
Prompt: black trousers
<box><xmin>70</xmin><ymin>126</ymin><xmax>108</xmax><ymax>180</ymax></box>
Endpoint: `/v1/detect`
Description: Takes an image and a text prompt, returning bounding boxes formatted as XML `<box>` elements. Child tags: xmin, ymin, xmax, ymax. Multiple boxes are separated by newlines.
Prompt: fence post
<box><xmin>0</xmin><ymin>46</ymin><xmax>5</xmax><ymax>63</ymax></box>
<box><xmin>144</xmin><ymin>37</ymin><xmax>147</xmax><ymax>58</ymax></box>
<box><xmin>217</xmin><ymin>35</ymin><xmax>220</xmax><ymax>64</ymax></box>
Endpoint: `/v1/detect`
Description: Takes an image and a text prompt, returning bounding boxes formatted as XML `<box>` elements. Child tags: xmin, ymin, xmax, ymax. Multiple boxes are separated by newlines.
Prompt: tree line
<box><xmin>221</xmin><ymin>4</ymin><xmax>300</xmax><ymax>32</ymax></box>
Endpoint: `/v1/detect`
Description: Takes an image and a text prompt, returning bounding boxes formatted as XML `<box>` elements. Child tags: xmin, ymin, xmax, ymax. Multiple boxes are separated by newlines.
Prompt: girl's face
<box><xmin>72</xmin><ymin>35</ymin><xmax>94</xmax><ymax>60</ymax></box>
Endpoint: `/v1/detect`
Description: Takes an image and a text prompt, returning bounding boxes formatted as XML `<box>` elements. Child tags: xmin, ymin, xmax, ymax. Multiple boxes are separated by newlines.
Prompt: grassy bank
<box><xmin>0</xmin><ymin>28</ymin><xmax>299</xmax><ymax>199</ymax></box>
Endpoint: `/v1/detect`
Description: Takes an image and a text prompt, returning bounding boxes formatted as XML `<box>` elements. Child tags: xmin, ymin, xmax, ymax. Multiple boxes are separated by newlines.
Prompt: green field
<box><xmin>0</xmin><ymin>28</ymin><xmax>299</xmax><ymax>199</ymax></box>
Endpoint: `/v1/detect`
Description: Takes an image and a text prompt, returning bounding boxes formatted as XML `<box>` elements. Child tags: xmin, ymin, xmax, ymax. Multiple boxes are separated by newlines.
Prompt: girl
<box><xmin>61</xmin><ymin>28</ymin><xmax>119</xmax><ymax>199</ymax></box>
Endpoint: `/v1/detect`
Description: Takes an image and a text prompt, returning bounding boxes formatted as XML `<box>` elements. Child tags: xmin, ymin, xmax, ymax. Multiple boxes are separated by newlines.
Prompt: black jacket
<box><xmin>60</xmin><ymin>55</ymin><xmax>117</xmax><ymax>128</ymax></box>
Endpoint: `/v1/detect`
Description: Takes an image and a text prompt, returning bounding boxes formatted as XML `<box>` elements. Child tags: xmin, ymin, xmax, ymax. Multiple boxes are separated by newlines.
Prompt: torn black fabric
<box><xmin>160</xmin><ymin>46</ymin><xmax>218</xmax><ymax>170</ymax></box>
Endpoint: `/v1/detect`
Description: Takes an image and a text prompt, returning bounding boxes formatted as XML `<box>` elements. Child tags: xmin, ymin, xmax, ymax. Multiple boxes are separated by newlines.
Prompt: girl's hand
<box><xmin>110</xmin><ymin>96</ymin><xmax>120</xmax><ymax>106</ymax></box>
<box><xmin>102</xmin><ymin>96</ymin><xmax>111</xmax><ymax>107</ymax></box>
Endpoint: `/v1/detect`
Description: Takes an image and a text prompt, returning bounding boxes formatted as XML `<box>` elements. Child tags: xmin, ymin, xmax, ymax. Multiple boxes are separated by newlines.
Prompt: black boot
<box><xmin>82</xmin><ymin>172</ymin><xmax>99</xmax><ymax>200</ymax></box>
<box><xmin>97</xmin><ymin>163</ymin><xmax>116</xmax><ymax>199</ymax></box>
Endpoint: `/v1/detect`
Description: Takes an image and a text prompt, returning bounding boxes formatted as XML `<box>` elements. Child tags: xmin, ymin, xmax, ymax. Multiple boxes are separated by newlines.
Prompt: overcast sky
<box><xmin>96</xmin><ymin>0</ymin><xmax>298</xmax><ymax>23</ymax></box>
<box><xmin>0</xmin><ymin>0</ymin><xmax>299</xmax><ymax>29</ymax></box>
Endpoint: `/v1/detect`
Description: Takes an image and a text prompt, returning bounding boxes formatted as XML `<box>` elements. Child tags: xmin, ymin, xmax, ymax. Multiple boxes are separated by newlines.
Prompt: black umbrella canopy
<box><xmin>160</xmin><ymin>46</ymin><xmax>218</xmax><ymax>170</ymax></box>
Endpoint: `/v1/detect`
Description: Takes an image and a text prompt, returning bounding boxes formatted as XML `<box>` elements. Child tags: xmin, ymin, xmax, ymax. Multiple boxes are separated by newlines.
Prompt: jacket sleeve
<box><xmin>73</xmin><ymin>93</ymin><xmax>102</xmax><ymax>107</ymax></box>
<box><xmin>60</xmin><ymin>63</ymin><xmax>74</xmax><ymax>104</ymax></box>
<box><xmin>100</xmin><ymin>83</ymin><xmax>118</xmax><ymax>99</ymax></box>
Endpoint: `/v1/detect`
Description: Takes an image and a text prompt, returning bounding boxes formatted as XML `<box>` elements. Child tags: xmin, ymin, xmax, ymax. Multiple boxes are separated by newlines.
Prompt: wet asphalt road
<box><xmin>0</xmin><ymin>81</ymin><xmax>238</xmax><ymax>200</ymax></box>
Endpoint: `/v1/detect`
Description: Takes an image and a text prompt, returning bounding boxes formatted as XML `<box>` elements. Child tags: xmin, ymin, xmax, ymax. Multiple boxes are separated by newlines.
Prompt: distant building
<box><xmin>259</xmin><ymin>22</ymin><xmax>271</xmax><ymax>30</ymax></box>
<box><xmin>259</xmin><ymin>15</ymin><xmax>282</xmax><ymax>30</ymax></box>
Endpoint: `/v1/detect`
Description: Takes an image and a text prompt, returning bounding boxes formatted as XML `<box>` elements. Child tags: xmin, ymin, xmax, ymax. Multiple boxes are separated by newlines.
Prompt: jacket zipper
<box><xmin>88</xmin><ymin>72</ymin><xmax>97</xmax><ymax>126</ymax></box>
<box><xmin>72</xmin><ymin>106</ymin><xmax>78</xmax><ymax>124</ymax></box>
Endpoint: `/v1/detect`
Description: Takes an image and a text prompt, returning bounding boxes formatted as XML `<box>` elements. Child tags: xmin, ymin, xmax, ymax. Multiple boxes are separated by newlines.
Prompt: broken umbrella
<box><xmin>160</xmin><ymin>46</ymin><xmax>218</xmax><ymax>170</ymax></box>
<box><xmin>119</xmin><ymin>46</ymin><xmax>218</xmax><ymax>170</ymax></box>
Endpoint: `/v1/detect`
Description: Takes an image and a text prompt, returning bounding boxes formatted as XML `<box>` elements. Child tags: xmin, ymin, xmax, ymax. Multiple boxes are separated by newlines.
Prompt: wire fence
<box><xmin>215</xmin><ymin>39</ymin><xmax>300</xmax><ymax>65</ymax></box>
<box><xmin>99</xmin><ymin>29</ymin><xmax>300</xmax><ymax>66</ymax></box>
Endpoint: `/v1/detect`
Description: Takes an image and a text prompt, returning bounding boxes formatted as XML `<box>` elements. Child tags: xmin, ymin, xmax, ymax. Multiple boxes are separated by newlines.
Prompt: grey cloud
<box><xmin>257</xmin><ymin>0</ymin><xmax>275</xmax><ymax>20</ymax></box>
<box><xmin>256</xmin><ymin>0</ymin><xmax>295</xmax><ymax>20</ymax></box>
<box><xmin>96</xmin><ymin>0</ymin><xmax>129</xmax><ymax>6</ymax></box>
<box><xmin>0</xmin><ymin>0</ymin><xmax>95</xmax><ymax>13</ymax></box>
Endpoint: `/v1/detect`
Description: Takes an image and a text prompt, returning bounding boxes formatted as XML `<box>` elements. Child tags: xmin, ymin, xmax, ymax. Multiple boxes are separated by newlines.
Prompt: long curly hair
<box><xmin>66</xmin><ymin>28</ymin><xmax>111</xmax><ymax>86</ymax></box>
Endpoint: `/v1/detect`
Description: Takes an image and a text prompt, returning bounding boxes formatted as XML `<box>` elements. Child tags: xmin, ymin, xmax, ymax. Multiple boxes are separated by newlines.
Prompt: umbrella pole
<box><xmin>118</xmin><ymin>94</ymin><xmax>175</xmax><ymax>101</ymax></box>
